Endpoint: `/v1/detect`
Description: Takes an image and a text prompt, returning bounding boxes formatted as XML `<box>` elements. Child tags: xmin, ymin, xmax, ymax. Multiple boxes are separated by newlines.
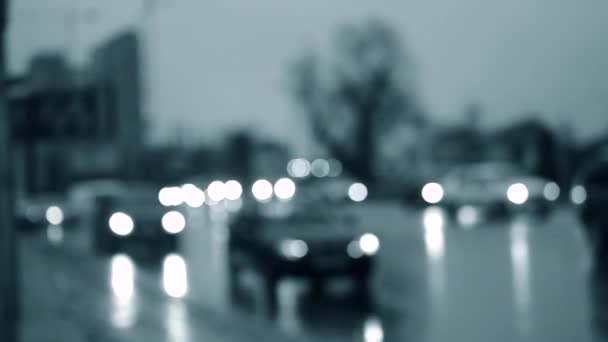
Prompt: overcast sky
<box><xmin>7</xmin><ymin>0</ymin><xmax>608</xmax><ymax>151</ymax></box>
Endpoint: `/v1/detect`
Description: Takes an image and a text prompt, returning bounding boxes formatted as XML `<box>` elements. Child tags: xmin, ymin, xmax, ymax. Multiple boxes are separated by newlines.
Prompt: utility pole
<box><xmin>0</xmin><ymin>0</ymin><xmax>18</xmax><ymax>340</ymax></box>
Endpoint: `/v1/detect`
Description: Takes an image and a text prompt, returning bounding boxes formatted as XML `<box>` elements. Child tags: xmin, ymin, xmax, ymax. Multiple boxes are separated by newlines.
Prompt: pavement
<box><xmin>17</xmin><ymin>201</ymin><xmax>608</xmax><ymax>341</ymax></box>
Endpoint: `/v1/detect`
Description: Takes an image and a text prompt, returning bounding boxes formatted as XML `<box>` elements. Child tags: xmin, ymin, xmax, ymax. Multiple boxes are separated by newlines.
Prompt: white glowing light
<box><xmin>288</xmin><ymin>158</ymin><xmax>311</xmax><ymax>178</ymax></box>
<box><xmin>363</xmin><ymin>316</ymin><xmax>384</xmax><ymax>342</ymax></box>
<box><xmin>507</xmin><ymin>183</ymin><xmax>529</xmax><ymax>205</ymax></box>
<box><xmin>279</xmin><ymin>239</ymin><xmax>308</xmax><ymax>260</ymax></box>
<box><xmin>162</xmin><ymin>211</ymin><xmax>186</xmax><ymax>234</ymax></box>
<box><xmin>421</xmin><ymin>183</ymin><xmax>444</xmax><ymax>204</ymax></box>
<box><xmin>274</xmin><ymin>178</ymin><xmax>296</xmax><ymax>200</ymax></box>
<box><xmin>163</xmin><ymin>254</ymin><xmax>188</xmax><ymax>298</ymax></box>
<box><xmin>207</xmin><ymin>181</ymin><xmax>226</xmax><ymax>202</ymax></box>
<box><xmin>159</xmin><ymin>187</ymin><xmax>184</xmax><ymax>207</ymax></box>
<box><xmin>45</xmin><ymin>206</ymin><xmax>64</xmax><ymax>225</ymax></box>
<box><xmin>348</xmin><ymin>183</ymin><xmax>368</xmax><ymax>202</ymax></box>
<box><xmin>359</xmin><ymin>233</ymin><xmax>380</xmax><ymax>256</ymax></box>
<box><xmin>252</xmin><ymin>179</ymin><xmax>273</xmax><ymax>201</ymax></box>
<box><xmin>224</xmin><ymin>180</ymin><xmax>243</xmax><ymax>200</ymax></box>
<box><xmin>457</xmin><ymin>205</ymin><xmax>479</xmax><ymax>227</ymax></box>
<box><xmin>571</xmin><ymin>185</ymin><xmax>587</xmax><ymax>205</ymax></box>
<box><xmin>181</xmin><ymin>184</ymin><xmax>205</xmax><ymax>208</ymax></box>
<box><xmin>109</xmin><ymin>212</ymin><xmax>134</xmax><ymax>236</ymax></box>
<box><xmin>311</xmin><ymin>159</ymin><xmax>330</xmax><ymax>177</ymax></box>
<box><xmin>111</xmin><ymin>254</ymin><xmax>135</xmax><ymax>301</ymax></box>
<box><xmin>543</xmin><ymin>182</ymin><xmax>560</xmax><ymax>201</ymax></box>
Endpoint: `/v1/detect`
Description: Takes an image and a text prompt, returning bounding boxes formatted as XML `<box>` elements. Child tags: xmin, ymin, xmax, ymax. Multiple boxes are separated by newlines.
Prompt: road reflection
<box><xmin>423</xmin><ymin>206</ymin><xmax>447</xmax><ymax>305</ymax></box>
<box><xmin>163</xmin><ymin>254</ymin><xmax>188</xmax><ymax>299</ymax></box>
<box><xmin>509</xmin><ymin>218</ymin><xmax>532</xmax><ymax>334</ymax></box>
<box><xmin>110</xmin><ymin>254</ymin><xmax>137</xmax><ymax>328</ymax></box>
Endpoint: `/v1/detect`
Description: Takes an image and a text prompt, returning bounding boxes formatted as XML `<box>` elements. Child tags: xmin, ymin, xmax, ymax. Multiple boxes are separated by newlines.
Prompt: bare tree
<box><xmin>289</xmin><ymin>18</ymin><xmax>425</xmax><ymax>183</ymax></box>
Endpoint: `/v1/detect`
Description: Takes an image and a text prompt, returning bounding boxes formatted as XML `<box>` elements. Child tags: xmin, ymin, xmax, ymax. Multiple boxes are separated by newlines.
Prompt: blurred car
<box><xmin>427</xmin><ymin>162</ymin><xmax>555</xmax><ymax>221</ymax></box>
<box><xmin>91</xmin><ymin>184</ymin><xmax>187</xmax><ymax>253</ymax></box>
<box><xmin>67</xmin><ymin>179</ymin><xmax>126</xmax><ymax>228</ymax></box>
<box><xmin>228</xmin><ymin>203</ymin><xmax>378</xmax><ymax>311</ymax></box>
<box><xmin>15</xmin><ymin>193</ymin><xmax>76</xmax><ymax>230</ymax></box>
<box><xmin>577</xmin><ymin>159</ymin><xmax>608</xmax><ymax>262</ymax></box>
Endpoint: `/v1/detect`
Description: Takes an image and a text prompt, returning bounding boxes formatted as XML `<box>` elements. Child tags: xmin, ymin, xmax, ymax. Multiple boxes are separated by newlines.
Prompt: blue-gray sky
<box><xmin>8</xmin><ymin>0</ymin><xmax>608</xmax><ymax>151</ymax></box>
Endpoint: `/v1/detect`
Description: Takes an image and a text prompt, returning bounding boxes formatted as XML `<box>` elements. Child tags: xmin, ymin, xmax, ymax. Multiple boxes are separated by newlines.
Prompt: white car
<box><xmin>425</xmin><ymin>163</ymin><xmax>556</xmax><ymax>221</ymax></box>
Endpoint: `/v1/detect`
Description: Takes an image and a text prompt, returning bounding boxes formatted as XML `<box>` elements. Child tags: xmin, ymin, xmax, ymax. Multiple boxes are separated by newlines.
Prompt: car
<box><xmin>576</xmin><ymin>159</ymin><xmax>608</xmax><ymax>262</ymax></box>
<box><xmin>15</xmin><ymin>193</ymin><xmax>76</xmax><ymax>230</ymax></box>
<box><xmin>228</xmin><ymin>202</ymin><xmax>379</xmax><ymax>313</ymax></box>
<box><xmin>91</xmin><ymin>184</ymin><xmax>187</xmax><ymax>254</ymax></box>
<box><xmin>427</xmin><ymin>162</ymin><xmax>555</xmax><ymax>222</ymax></box>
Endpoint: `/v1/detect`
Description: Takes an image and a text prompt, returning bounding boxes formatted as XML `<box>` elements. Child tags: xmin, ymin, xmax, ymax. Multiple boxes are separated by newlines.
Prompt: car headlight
<box><xmin>358</xmin><ymin>233</ymin><xmax>380</xmax><ymax>256</ymax></box>
<box><xmin>421</xmin><ymin>183</ymin><xmax>444</xmax><ymax>204</ymax></box>
<box><xmin>162</xmin><ymin>211</ymin><xmax>186</xmax><ymax>234</ymax></box>
<box><xmin>46</xmin><ymin>206</ymin><xmax>64</xmax><ymax>225</ymax></box>
<box><xmin>507</xmin><ymin>183</ymin><xmax>529</xmax><ymax>205</ymax></box>
<box><xmin>279</xmin><ymin>239</ymin><xmax>308</xmax><ymax>260</ymax></box>
<box><xmin>109</xmin><ymin>212</ymin><xmax>134</xmax><ymax>236</ymax></box>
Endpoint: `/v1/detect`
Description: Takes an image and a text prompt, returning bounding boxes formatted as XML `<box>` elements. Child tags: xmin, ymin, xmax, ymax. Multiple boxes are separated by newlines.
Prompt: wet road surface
<box><xmin>19</xmin><ymin>201</ymin><xmax>608</xmax><ymax>341</ymax></box>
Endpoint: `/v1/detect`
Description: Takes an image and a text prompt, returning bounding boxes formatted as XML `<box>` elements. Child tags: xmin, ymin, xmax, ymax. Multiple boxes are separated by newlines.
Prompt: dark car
<box><xmin>577</xmin><ymin>160</ymin><xmax>608</xmax><ymax>262</ymax></box>
<box><xmin>92</xmin><ymin>185</ymin><xmax>187</xmax><ymax>254</ymax></box>
<box><xmin>228</xmin><ymin>203</ymin><xmax>379</xmax><ymax>312</ymax></box>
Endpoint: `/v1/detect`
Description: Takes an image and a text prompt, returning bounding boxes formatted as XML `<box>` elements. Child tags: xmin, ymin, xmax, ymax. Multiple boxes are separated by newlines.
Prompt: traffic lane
<box><xmin>18</xmin><ymin>227</ymin><xmax>311</xmax><ymax>342</ymax></box>
<box><xmin>178</xmin><ymin>202</ymin><xmax>604</xmax><ymax>341</ymax></box>
<box><xmin>366</xmin><ymin>203</ymin><xmax>596</xmax><ymax>342</ymax></box>
<box><xmin>27</xmin><ymin>202</ymin><xmax>604</xmax><ymax>342</ymax></box>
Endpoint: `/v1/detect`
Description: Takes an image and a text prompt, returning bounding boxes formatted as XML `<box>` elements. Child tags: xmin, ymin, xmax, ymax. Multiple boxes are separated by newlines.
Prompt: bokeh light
<box><xmin>421</xmin><ymin>183</ymin><xmax>444</xmax><ymax>204</ymax></box>
<box><xmin>507</xmin><ymin>183</ymin><xmax>529</xmax><ymax>205</ymax></box>
<box><xmin>252</xmin><ymin>179</ymin><xmax>273</xmax><ymax>201</ymax></box>
<box><xmin>279</xmin><ymin>239</ymin><xmax>308</xmax><ymax>260</ymax></box>
<box><xmin>45</xmin><ymin>206</ymin><xmax>64</xmax><ymax>225</ymax></box>
<box><xmin>207</xmin><ymin>181</ymin><xmax>226</xmax><ymax>202</ymax></box>
<box><xmin>181</xmin><ymin>184</ymin><xmax>205</xmax><ymax>208</ymax></box>
<box><xmin>162</xmin><ymin>211</ymin><xmax>186</xmax><ymax>234</ymax></box>
<box><xmin>457</xmin><ymin>205</ymin><xmax>479</xmax><ymax>227</ymax></box>
<box><xmin>348</xmin><ymin>182</ymin><xmax>368</xmax><ymax>202</ymax></box>
<box><xmin>224</xmin><ymin>180</ymin><xmax>243</xmax><ymax>200</ymax></box>
<box><xmin>359</xmin><ymin>233</ymin><xmax>380</xmax><ymax>256</ymax></box>
<box><xmin>159</xmin><ymin>187</ymin><xmax>184</xmax><ymax>207</ymax></box>
<box><xmin>543</xmin><ymin>182</ymin><xmax>560</xmax><ymax>201</ymax></box>
<box><xmin>311</xmin><ymin>158</ymin><xmax>330</xmax><ymax>178</ymax></box>
<box><xmin>347</xmin><ymin>240</ymin><xmax>364</xmax><ymax>259</ymax></box>
<box><xmin>274</xmin><ymin>178</ymin><xmax>296</xmax><ymax>200</ymax></box>
<box><xmin>109</xmin><ymin>212</ymin><xmax>134</xmax><ymax>236</ymax></box>
<box><xmin>570</xmin><ymin>185</ymin><xmax>587</xmax><ymax>205</ymax></box>
<box><xmin>288</xmin><ymin>158</ymin><xmax>311</xmax><ymax>178</ymax></box>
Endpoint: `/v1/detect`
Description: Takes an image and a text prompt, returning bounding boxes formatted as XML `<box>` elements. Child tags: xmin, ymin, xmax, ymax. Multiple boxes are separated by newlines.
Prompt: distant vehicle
<box><xmin>91</xmin><ymin>184</ymin><xmax>187</xmax><ymax>253</ymax></box>
<box><xmin>298</xmin><ymin>176</ymin><xmax>366</xmax><ymax>205</ymax></box>
<box><xmin>15</xmin><ymin>193</ymin><xmax>76</xmax><ymax>230</ymax></box>
<box><xmin>228</xmin><ymin>203</ymin><xmax>379</xmax><ymax>312</ymax></box>
<box><xmin>577</xmin><ymin>159</ymin><xmax>608</xmax><ymax>262</ymax></box>
<box><xmin>425</xmin><ymin>162</ymin><xmax>555</xmax><ymax>221</ymax></box>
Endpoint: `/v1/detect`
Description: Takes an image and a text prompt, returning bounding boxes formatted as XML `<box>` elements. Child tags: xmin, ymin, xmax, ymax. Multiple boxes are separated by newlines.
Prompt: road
<box><xmin>18</xmin><ymin>201</ymin><xmax>608</xmax><ymax>341</ymax></box>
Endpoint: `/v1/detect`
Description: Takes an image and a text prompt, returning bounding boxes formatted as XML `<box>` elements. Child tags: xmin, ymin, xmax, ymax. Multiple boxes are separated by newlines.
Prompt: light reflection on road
<box><xmin>423</xmin><ymin>206</ymin><xmax>447</xmax><ymax>303</ymax></box>
<box><xmin>163</xmin><ymin>254</ymin><xmax>188</xmax><ymax>299</ymax></box>
<box><xmin>110</xmin><ymin>254</ymin><xmax>136</xmax><ymax>328</ymax></box>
